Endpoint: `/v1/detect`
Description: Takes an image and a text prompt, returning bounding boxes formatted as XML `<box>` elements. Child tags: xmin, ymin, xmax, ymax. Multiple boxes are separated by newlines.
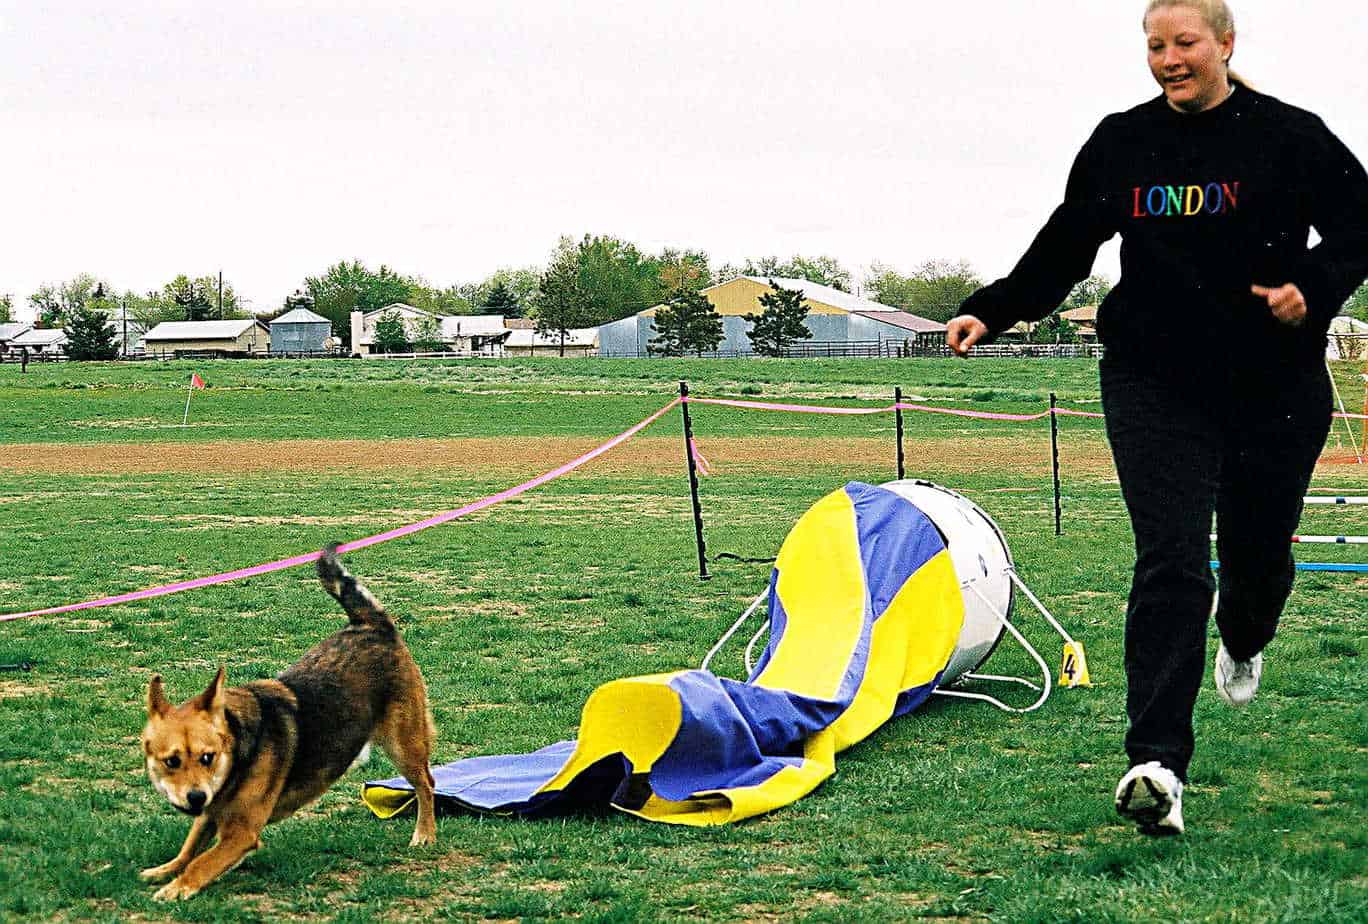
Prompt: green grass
<box><xmin>0</xmin><ymin>358</ymin><xmax>1364</xmax><ymax>922</ymax></box>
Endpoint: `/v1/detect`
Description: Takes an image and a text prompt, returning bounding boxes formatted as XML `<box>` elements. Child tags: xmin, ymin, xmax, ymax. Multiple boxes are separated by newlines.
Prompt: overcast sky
<box><xmin>2</xmin><ymin>1</ymin><xmax>1365</xmax><ymax>320</ymax></box>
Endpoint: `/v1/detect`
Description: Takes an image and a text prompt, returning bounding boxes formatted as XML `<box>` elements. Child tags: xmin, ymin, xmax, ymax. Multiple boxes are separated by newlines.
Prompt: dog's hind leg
<box><xmin>374</xmin><ymin>704</ymin><xmax>437</xmax><ymax>846</ymax></box>
<box><xmin>140</xmin><ymin>816</ymin><xmax>216</xmax><ymax>883</ymax></box>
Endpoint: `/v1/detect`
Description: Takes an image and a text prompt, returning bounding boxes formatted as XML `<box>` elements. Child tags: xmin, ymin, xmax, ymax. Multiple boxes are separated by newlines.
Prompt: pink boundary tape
<box><xmin>683</xmin><ymin>395</ymin><xmax>1106</xmax><ymax>421</ymax></box>
<box><xmin>689</xmin><ymin>437</ymin><xmax>712</xmax><ymax>476</ymax></box>
<box><xmin>0</xmin><ymin>398</ymin><xmax>681</xmax><ymax>623</ymax></box>
<box><xmin>686</xmin><ymin>395</ymin><xmax>1364</xmax><ymax>423</ymax></box>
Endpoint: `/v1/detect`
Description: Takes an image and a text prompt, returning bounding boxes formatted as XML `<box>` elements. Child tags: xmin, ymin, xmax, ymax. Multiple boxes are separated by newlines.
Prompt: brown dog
<box><xmin>139</xmin><ymin>543</ymin><xmax>436</xmax><ymax>901</ymax></box>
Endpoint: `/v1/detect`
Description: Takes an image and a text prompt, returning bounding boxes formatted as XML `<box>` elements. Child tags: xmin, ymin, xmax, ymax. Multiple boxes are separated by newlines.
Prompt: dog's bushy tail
<box><xmin>317</xmin><ymin>543</ymin><xmax>392</xmax><ymax>628</ymax></box>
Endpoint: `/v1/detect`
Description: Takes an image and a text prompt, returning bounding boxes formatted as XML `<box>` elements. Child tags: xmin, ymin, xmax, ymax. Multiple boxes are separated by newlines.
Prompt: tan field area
<box><xmin>0</xmin><ymin>434</ymin><xmax>1115</xmax><ymax>476</ymax></box>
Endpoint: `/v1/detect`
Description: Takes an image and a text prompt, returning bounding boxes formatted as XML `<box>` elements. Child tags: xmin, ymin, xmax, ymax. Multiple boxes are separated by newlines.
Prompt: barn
<box><xmin>142</xmin><ymin>319</ymin><xmax>270</xmax><ymax>357</ymax></box>
<box><xmin>598</xmin><ymin>276</ymin><xmax>945</xmax><ymax>356</ymax></box>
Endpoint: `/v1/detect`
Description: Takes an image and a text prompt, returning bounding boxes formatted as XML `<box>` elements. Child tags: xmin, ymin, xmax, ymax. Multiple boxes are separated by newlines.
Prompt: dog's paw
<box><xmin>152</xmin><ymin>879</ymin><xmax>201</xmax><ymax>902</ymax></box>
<box><xmin>409</xmin><ymin>827</ymin><xmax>436</xmax><ymax>847</ymax></box>
<box><xmin>139</xmin><ymin>862</ymin><xmax>181</xmax><ymax>883</ymax></box>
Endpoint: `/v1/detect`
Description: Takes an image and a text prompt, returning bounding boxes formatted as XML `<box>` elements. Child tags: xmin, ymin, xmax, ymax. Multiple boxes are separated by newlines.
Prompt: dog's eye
<box><xmin>199</xmin><ymin>752</ymin><xmax>215</xmax><ymax>767</ymax></box>
<box><xmin>164</xmin><ymin>755</ymin><xmax>180</xmax><ymax>769</ymax></box>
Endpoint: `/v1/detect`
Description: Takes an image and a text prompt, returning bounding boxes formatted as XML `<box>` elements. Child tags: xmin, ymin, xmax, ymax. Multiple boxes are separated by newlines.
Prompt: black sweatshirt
<box><xmin>960</xmin><ymin>85</ymin><xmax>1368</xmax><ymax>382</ymax></box>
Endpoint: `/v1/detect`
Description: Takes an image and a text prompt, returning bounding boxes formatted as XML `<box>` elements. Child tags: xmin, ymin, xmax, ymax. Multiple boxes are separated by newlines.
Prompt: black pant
<box><xmin>1099</xmin><ymin>359</ymin><xmax>1332</xmax><ymax>781</ymax></box>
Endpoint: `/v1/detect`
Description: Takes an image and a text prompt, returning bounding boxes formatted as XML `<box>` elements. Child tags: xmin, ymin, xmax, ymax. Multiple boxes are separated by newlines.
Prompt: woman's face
<box><xmin>1144</xmin><ymin>5</ymin><xmax>1234</xmax><ymax>112</ymax></box>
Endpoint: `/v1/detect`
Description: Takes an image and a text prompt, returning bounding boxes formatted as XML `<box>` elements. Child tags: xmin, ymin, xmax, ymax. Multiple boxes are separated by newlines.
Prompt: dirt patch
<box><xmin>4</xmin><ymin>436</ymin><xmax>1359</xmax><ymax>500</ymax></box>
<box><xmin>0</xmin><ymin>435</ymin><xmax>1100</xmax><ymax>477</ymax></box>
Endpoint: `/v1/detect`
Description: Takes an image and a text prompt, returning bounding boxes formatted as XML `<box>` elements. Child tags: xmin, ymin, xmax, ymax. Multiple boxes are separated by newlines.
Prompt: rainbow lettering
<box><xmin>1131</xmin><ymin>182</ymin><xmax>1239</xmax><ymax>218</ymax></box>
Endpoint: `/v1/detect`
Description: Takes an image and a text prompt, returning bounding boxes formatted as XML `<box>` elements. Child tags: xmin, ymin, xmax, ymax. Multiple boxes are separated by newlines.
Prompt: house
<box><xmin>598</xmin><ymin>276</ymin><xmax>945</xmax><ymax>356</ymax></box>
<box><xmin>270</xmin><ymin>308</ymin><xmax>335</xmax><ymax>353</ymax></box>
<box><xmin>354</xmin><ymin>304</ymin><xmax>516</xmax><ymax>355</ymax></box>
<box><xmin>439</xmin><ymin>315</ymin><xmax>511</xmax><ymax>354</ymax></box>
<box><xmin>0</xmin><ymin>322</ymin><xmax>33</xmax><ymax>353</ymax></box>
<box><xmin>1059</xmin><ymin>305</ymin><xmax>1099</xmax><ymax>341</ymax></box>
<box><xmin>142</xmin><ymin>319</ymin><xmax>270</xmax><ymax>357</ymax></box>
<box><xmin>505</xmin><ymin>326</ymin><xmax>599</xmax><ymax>357</ymax></box>
<box><xmin>9</xmin><ymin>327</ymin><xmax>69</xmax><ymax>357</ymax></box>
<box><xmin>355</xmin><ymin>304</ymin><xmax>445</xmax><ymax>354</ymax></box>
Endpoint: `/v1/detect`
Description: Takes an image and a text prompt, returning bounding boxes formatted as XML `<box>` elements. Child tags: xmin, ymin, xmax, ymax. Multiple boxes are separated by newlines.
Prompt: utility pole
<box><xmin>218</xmin><ymin>271</ymin><xmax>224</xmax><ymax>320</ymax></box>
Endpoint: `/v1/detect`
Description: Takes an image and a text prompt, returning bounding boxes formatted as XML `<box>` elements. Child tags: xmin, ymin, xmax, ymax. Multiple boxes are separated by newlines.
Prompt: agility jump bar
<box><xmin>0</xmin><ymin>398</ymin><xmax>682</xmax><ymax>623</ymax></box>
<box><xmin>1211</xmin><ymin>561</ymin><xmax>1368</xmax><ymax>573</ymax></box>
<box><xmin>1210</xmin><ymin>534</ymin><xmax>1368</xmax><ymax>545</ymax></box>
<box><xmin>1303</xmin><ymin>497</ymin><xmax>1368</xmax><ymax>505</ymax></box>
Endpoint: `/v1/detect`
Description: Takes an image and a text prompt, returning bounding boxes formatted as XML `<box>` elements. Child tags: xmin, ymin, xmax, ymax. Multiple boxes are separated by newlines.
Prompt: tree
<box><xmin>1063</xmin><ymin>274</ymin><xmax>1113</xmax><ymax>310</ymax></box>
<box><xmin>649</xmin><ymin>288</ymin><xmax>725</xmax><ymax>357</ymax></box>
<box><xmin>304</xmin><ymin>261</ymin><xmax>417</xmax><ymax>333</ymax></box>
<box><xmin>1028</xmin><ymin>313</ymin><xmax>1078</xmax><ymax>344</ymax></box>
<box><xmin>482</xmin><ymin>280</ymin><xmax>520</xmax><ymax>315</ymax></box>
<box><xmin>411</xmin><ymin>314</ymin><xmax>445</xmax><ymax>352</ymax></box>
<box><xmin>535</xmin><ymin>244</ymin><xmax>593</xmax><ymax>357</ymax></box>
<box><xmin>717</xmin><ymin>255</ymin><xmax>850</xmax><ymax>292</ymax></box>
<box><xmin>408</xmin><ymin>281</ymin><xmax>472</xmax><ymax>316</ymax></box>
<box><xmin>466</xmin><ymin>267</ymin><xmax>541</xmax><ymax>317</ymax></box>
<box><xmin>0</xmin><ymin>294</ymin><xmax>13</xmax><ymax>323</ymax></box>
<box><xmin>656</xmin><ymin>248</ymin><xmax>712</xmax><ymax>294</ymax></box>
<box><xmin>745</xmin><ymin>279</ymin><xmax>812</xmax><ymax>357</ymax></box>
<box><xmin>28</xmin><ymin>287</ymin><xmax>61</xmax><ymax>328</ymax></box>
<box><xmin>27</xmin><ymin>274</ymin><xmax>107</xmax><ymax>328</ymax></box>
<box><xmin>572</xmin><ymin>234</ymin><xmax>665</xmax><ymax>326</ymax></box>
<box><xmin>121</xmin><ymin>289</ymin><xmax>174</xmax><ymax>331</ymax></box>
<box><xmin>284</xmin><ymin>288</ymin><xmax>315</xmax><ymax>313</ymax></box>
<box><xmin>1345</xmin><ymin>282</ymin><xmax>1368</xmax><ymax>323</ymax></box>
<box><xmin>164</xmin><ymin>275</ymin><xmax>215</xmax><ymax>321</ymax></box>
<box><xmin>372</xmin><ymin>310</ymin><xmax>409</xmax><ymax>354</ymax></box>
<box><xmin>862</xmin><ymin>259</ymin><xmax>983</xmax><ymax>322</ymax></box>
<box><xmin>65</xmin><ymin>301</ymin><xmax>119</xmax><ymax>360</ymax></box>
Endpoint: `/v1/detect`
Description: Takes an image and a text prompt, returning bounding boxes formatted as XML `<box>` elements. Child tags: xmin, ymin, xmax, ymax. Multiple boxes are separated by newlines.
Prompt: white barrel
<box><xmin>880</xmin><ymin>480</ymin><xmax>1014</xmax><ymax>684</ymax></box>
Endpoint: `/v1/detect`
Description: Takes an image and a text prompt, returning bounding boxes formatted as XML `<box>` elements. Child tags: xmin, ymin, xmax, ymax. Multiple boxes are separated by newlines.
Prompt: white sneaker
<box><xmin>1114</xmin><ymin>761</ymin><xmax>1185</xmax><ymax>836</ymax></box>
<box><xmin>1214</xmin><ymin>643</ymin><xmax>1262</xmax><ymax>708</ymax></box>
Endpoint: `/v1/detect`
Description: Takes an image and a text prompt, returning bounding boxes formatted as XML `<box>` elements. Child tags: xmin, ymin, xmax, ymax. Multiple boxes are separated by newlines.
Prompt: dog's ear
<box><xmin>192</xmin><ymin>665</ymin><xmax>227</xmax><ymax>715</ymax></box>
<box><xmin>146</xmin><ymin>674</ymin><xmax>171</xmax><ymax>718</ymax></box>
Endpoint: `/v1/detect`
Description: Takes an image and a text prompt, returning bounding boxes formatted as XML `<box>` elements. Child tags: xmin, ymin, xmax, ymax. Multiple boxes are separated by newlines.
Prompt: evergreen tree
<box><xmin>744</xmin><ymin>280</ymin><xmax>812</xmax><ymax>357</ymax></box>
<box><xmin>482</xmin><ymin>280</ymin><xmax>520</xmax><ymax>316</ymax></box>
<box><xmin>165</xmin><ymin>275</ymin><xmax>215</xmax><ymax>321</ymax></box>
<box><xmin>0</xmin><ymin>293</ymin><xmax>13</xmax><ymax>323</ymax></box>
<box><xmin>65</xmin><ymin>301</ymin><xmax>119</xmax><ymax>360</ymax></box>
<box><xmin>535</xmin><ymin>247</ymin><xmax>592</xmax><ymax>357</ymax></box>
<box><xmin>649</xmin><ymin>288</ymin><xmax>724</xmax><ymax>357</ymax></box>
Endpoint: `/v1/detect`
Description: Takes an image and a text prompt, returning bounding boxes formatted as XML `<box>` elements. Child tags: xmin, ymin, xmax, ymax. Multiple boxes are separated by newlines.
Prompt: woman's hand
<box><xmin>1251</xmin><ymin>283</ymin><xmax>1308</xmax><ymax>327</ymax></box>
<box><xmin>946</xmin><ymin>315</ymin><xmax>989</xmax><ymax>357</ymax></box>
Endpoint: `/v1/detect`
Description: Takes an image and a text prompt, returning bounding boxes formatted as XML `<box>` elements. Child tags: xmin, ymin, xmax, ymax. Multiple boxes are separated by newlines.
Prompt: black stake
<box><xmin>894</xmin><ymin>387</ymin><xmax>905</xmax><ymax>481</ymax></box>
<box><xmin>1050</xmin><ymin>391</ymin><xmax>1062</xmax><ymax>536</ymax></box>
<box><xmin>679</xmin><ymin>381</ymin><xmax>710</xmax><ymax>580</ymax></box>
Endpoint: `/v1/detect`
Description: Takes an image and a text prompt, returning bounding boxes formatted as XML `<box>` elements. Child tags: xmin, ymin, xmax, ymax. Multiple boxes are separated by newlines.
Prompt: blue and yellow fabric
<box><xmin>363</xmin><ymin>481</ymin><xmax>964</xmax><ymax>825</ymax></box>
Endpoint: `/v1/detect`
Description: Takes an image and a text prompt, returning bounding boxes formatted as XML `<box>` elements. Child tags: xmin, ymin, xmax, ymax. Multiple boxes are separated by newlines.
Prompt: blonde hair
<box><xmin>1144</xmin><ymin>0</ymin><xmax>1253</xmax><ymax>89</ymax></box>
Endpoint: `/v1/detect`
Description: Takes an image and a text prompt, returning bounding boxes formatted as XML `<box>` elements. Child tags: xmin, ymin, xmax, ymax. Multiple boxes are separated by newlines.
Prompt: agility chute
<box><xmin>363</xmin><ymin>481</ymin><xmax>964</xmax><ymax>825</ymax></box>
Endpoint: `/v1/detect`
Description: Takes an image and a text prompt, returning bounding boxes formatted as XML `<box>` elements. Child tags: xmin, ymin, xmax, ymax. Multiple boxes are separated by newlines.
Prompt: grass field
<box><xmin>0</xmin><ymin>357</ymin><xmax>1365</xmax><ymax>923</ymax></box>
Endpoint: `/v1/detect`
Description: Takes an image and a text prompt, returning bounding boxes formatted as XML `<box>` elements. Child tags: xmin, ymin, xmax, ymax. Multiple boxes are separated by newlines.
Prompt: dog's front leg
<box><xmin>140</xmin><ymin>816</ymin><xmax>216</xmax><ymax>883</ymax></box>
<box><xmin>151</xmin><ymin>813</ymin><xmax>265</xmax><ymax>901</ymax></box>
